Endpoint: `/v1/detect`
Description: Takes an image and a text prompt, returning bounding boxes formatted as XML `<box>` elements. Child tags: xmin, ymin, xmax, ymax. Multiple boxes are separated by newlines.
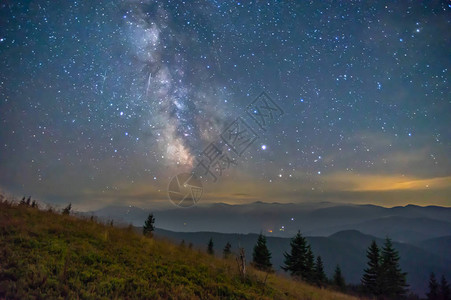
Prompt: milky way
<box><xmin>0</xmin><ymin>1</ymin><xmax>450</xmax><ymax>209</ymax></box>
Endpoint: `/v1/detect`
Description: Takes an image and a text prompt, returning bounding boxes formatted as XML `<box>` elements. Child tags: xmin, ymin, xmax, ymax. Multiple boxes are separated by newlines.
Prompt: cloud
<box><xmin>322</xmin><ymin>172</ymin><xmax>451</xmax><ymax>192</ymax></box>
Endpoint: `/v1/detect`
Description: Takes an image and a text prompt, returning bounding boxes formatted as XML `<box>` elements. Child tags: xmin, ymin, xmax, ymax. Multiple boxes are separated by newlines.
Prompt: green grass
<box><xmin>0</xmin><ymin>199</ymin><xmax>360</xmax><ymax>299</ymax></box>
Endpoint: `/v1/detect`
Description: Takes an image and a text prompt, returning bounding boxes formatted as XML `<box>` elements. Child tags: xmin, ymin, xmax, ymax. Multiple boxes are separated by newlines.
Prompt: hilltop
<box><xmin>0</xmin><ymin>199</ymin><xmax>358</xmax><ymax>299</ymax></box>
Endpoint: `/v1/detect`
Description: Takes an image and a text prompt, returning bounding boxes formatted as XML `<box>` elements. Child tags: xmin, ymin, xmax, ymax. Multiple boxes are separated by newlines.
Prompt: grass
<box><xmin>0</xmin><ymin>198</ymin><xmax>360</xmax><ymax>299</ymax></box>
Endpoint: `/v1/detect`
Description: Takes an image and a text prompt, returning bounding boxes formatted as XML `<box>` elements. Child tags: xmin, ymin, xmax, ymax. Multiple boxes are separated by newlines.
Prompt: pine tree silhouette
<box><xmin>62</xmin><ymin>203</ymin><xmax>71</xmax><ymax>215</ymax></box>
<box><xmin>362</xmin><ymin>240</ymin><xmax>382</xmax><ymax>296</ymax></box>
<box><xmin>380</xmin><ymin>237</ymin><xmax>408</xmax><ymax>298</ymax></box>
<box><xmin>305</xmin><ymin>244</ymin><xmax>315</xmax><ymax>283</ymax></box>
<box><xmin>427</xmin><ymin>272</ymin><xmax>439</xmax><ymax>300</ymax></box>
<box><xmin>252</xmin><ymin>233</ymin><xmax>272</xmax><ymax>272</ymax></box>
<box><xmin>282</xmin><ymin>230</ymin><xmax>313</xmax><ymax>281</ymax></box>
<box><xmin>333</xmin><ymin>265</ymin><xmax>346</xmax><ymax>291</ymax></box>
<box><xmin>207</xmin><ymin>238</ymin><xmax>214</xmax><ymax>255</ymax></box>
<box><xmin>314</xmin><ymin>256</ymin><xmax>327</xmax><ymax>287</ymax></box>
<box><xmin>440</xmin><ymin>275</ymin><xmax>451</xmax><ymax>300</ymax></box>
<box><xmin>223</xmin><ymin>242</ymin><xmax>232</xmax><ymax>258</ymax></box>
<box><xmin>143</xmin><ymin>213</ymin><xmax>155</xmax><ymax>237</ymax></box>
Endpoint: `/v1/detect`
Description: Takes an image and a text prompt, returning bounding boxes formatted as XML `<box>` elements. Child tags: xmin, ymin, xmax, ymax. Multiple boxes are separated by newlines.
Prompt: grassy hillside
<box><xmin>0</xmin><ymin>199</ymin><xmax>359</xmax><ymax>299</ymax></box>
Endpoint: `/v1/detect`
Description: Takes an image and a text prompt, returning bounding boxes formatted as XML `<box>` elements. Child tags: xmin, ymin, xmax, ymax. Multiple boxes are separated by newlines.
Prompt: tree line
<box><xmin>203</xmin><ymin>230</ymin><xmax>409</xmax><ymax>298</ymax></box>
<box><xmin>143</xmin><ymin>213</ymin><xmax>450</xmax><ymax>299</ymax></box>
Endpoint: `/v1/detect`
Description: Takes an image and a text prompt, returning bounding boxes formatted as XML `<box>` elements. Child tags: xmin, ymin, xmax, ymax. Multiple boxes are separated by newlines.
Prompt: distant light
<box><xmin>291</xmin><ymin>217</ymin><xmax>294</xmax><ymax>221</ymax></box>
<box><xmin>261</xmin><ymin>145</ymin><xmax>267</xmax><ymax>150</ymax></box>
<box><xmin>300</xmin><ymin>98</ymin><xmax>304</xmax><ymax>102</ymax></box>
<box><xmin>408</xmin><ymin>133</ymin><xmax>412</xmax><ymax>137</ymax></box>
<box><xmin>317</xmin><ymin>171</ymin><xmax>321</xmax><ymax>175</ymax></box>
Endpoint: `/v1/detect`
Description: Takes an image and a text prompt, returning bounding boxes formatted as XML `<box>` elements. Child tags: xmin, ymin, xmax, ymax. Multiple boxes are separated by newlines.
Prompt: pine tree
<box><xmin>380</xmin><ymin>237</ymin><xmax>408</xmax><ymax>298</ymax></box>
<box><xmin>440</xmin><ymin>275</ymin><xmax>451</xmax><ymax>300</ymax></box>
<box><xmin>282</xmin><ymin>231</ymin><xmax>309</xmax><ymax>279</ymax></box>
<box><xmin>314</xmin><ymin>256</ymin><xmax>327</xmax><ymax>286</ymax></box>
<box><xmin>362</xmin><ymin>240</ymin><xmax>382</xmax><ymax>296</ymax></box>
<box><xmin>143</xmin><ymin>213</ymin><xmax>155</xmax><ymax>236</ymax></box>
<box><xmin>223</xmin><ymin>242</ymin><xmax>232</xmax><ymax>258</ymax></box>
<box><xmin>252</xmin><ymin>233</ymin><xmax>272</xmax><ymax>271</ymax></box>
<box><xmin>305</xmin><ymin>244</ymin><xmax>315</xmax><ymax>283</ymax></box>
<box><xmin>333</xmin><ymin>265</ymin><xmax>346</xmax><ymax>291</ymax></box>
<box><xmin>62</xmin><ymin>203</ymin><xmax>71</xmax><ymax>215</ymax></box>
<box><xmin>427</xmin><ymin>272</ymin><xmax>439</xmax><ymax>300</ymax></box>
<box><xmin>207</xmin><ymin>238</ymin><xmax>214</xmax><ymax>255</ymax></box>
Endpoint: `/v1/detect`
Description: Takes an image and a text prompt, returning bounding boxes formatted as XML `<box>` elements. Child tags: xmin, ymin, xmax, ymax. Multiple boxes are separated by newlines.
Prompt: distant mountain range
<box><xmin>85</xmin><ymin>201</ymin><xmax>451</xmax><ymax>296</ymax></box>
<box><xmin>153</xmin><ymin>228</ymin><xmax>451</xmax><ymax>297</ymax></box>
<box><xmin>87</xmin><ymin>201</ymin><xmax>451</xmax><ymax>243</ymax></box>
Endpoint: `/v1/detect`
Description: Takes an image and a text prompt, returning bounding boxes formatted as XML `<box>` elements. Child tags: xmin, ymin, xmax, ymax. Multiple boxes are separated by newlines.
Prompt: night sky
<box><xmin>1</xmin><ymin>1</ymin><xmax>450</xmax><ymax>210</ymax></box>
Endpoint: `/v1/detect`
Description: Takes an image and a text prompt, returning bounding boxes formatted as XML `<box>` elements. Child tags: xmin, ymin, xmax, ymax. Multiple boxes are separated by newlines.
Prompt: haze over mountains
<box><xmin>153</xmin><ymin>228</ymin><xmax>451</xmax><ymax>296</ymax></box>
<box><xmin>86</xmin><ymin>201</ymin><xmax>451</xmax><ymax>296</ymax></box>
<box><xmin>89</xmin><ymin>201</ymin><xmax>451</xmax><ymax>242</ymax></box>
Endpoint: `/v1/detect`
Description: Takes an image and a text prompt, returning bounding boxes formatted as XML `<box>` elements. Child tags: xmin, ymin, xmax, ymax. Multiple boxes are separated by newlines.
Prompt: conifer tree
<box><xmin>314</xmin><ymin>256</ymin><xmax>327</xmax><ymax>286</ymax></box>
<box><xmin>207</xmin><ymin>237</ymin><xmax>214</xmax><ymax>255</ymax></box>
<box><xmin>305</xmin><ymin>244</ymin><xmax>315</xmax><ymax>283</ymax></box>
<box><xmin>282</xmin><ymin>231</ymin><xmax>309</xmax><ymax>279</ymax></box>
<box><xmin>440</xmin><ymin>275</ymin><xmax>451</xmax><ymax>300</ymax></box>
<box><xmin>380</xmin><ymin>237</ymin><xmax>408</xmax><ymax>298</ymax></box>
<box><xmin>143</xmin><ymin>213</ymin><xmax>155</xmax><ymax>236</ymax></box>
<box><xmin>333</xmin><ymin>265</ymin><xmax>346</xmax><ymax>291</ymax></box>
<box><xmin>427</xmin><ymin>272</ymin><xmax>439</xmax><ymax>300</ymax></box>
<box><xmin>223</xmin><ymin>242</ymin><xmax>232</xmax><ymax>258</ymax></box>
<box><xmin>62</xmin><ymin>203</ymin><xmax>72</xmax><ymax>215</ymax></box>
<box><xmin>252</xmin><ymin>233</ymin><xmax>272</xmax><ymax>271</ymax></box>
<box><xmin>362</xmin><ymin>240</ymin><xmax>382</xmax><ymax>296</ymax></box>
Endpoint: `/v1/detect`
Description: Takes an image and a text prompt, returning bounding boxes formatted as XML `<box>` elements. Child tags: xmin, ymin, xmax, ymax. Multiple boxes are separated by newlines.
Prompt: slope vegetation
<box><xmin>0</xmin><ymin>200</ymin><xmax>358</xmax><ymax>300</ymax></box>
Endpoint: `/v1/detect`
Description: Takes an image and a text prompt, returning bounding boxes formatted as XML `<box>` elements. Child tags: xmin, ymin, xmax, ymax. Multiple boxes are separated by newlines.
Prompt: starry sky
<box><xmin>1</xmin><ymin>0</ymin><xmax>450</xmax><ymax>210</ymax></box>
